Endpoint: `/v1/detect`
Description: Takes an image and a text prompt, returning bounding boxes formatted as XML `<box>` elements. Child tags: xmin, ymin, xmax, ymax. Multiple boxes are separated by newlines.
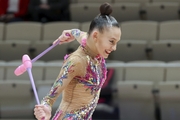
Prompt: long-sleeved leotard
<box><xmin>41</xmin><ymin>33</ymin><xmax>107</xmax><ymax>120</ymax></box>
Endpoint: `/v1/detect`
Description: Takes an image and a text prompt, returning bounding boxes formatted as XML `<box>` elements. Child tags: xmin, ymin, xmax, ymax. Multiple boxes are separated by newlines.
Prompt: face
<box><xmin>93</xmin><ymin>27</ymin><xmax>121</xmax><ymax>58</ymax></box>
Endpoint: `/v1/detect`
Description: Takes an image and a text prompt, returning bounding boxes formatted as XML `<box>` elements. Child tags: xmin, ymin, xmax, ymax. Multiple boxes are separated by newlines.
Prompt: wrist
<box><xmin>41</xmin><ymin>102</ymin><xmax>52</xmax><ymax>111</ymax></box>
<box><xmin>45</xmin><ymin>105</ymin><xmax>52</xmax><ymax>112</ymax></box>
<box><xmin>44</xmin><ymin>105</ymin><xmax>52</xmax><ymax>119</ymax></box>
<box><xmin>71</xmin><ymin>29</ymin><xmax>81</xmax><ymax>39</ymax></box>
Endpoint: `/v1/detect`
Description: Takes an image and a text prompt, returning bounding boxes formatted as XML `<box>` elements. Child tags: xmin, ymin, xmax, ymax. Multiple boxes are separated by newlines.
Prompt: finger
<box><xmin>34</xmin><ymin>110</ymin><xmax>45</xmax><ymax>119</ymax></box>
<box><xmin>35</xmin><ymin>106</ymin><xmax>45</xmax><ymax>113</ymax></box>
<box><xmin>53</xmin><ymin>39</ymin><xmax>59</xmax><ymax>44</ymax></box>
<box><xmin>35</xmin><ymin>105</ymin><xmax>44</xmax><ymax>109</ymax></box>
<box><xmin>39</xmin><ymin>113</ymin><xmax>46</xmax><ymax>120</ymax></box>
<box><xmin>59</xmin><ymin>39</ymin><xmax>71</xmax><ymax>44</ymax></box>
<box><xmin>64</xmin><ymin>32</ymin><xmax>71</xmax><ymax>36</ymax></box>
<box><xmin>41</xmin><ymin>117</ymin><xmax>45</xmax><ymax>120</ymax></box>
<box><xmin>62</xmin><ymin>33</ymin><xmax>71</xmax><ymax>39</ymax></box>
<box><xmin>35</xmin><ymin>104</ymin><xmax>44</xmax><ymax>107</ymax></box>
<box><xmin>34</xmin><ymin>108</ymin><xmax>42</xmax><ymax>115</ymax></box>
<box><xmin>34</xmin><ymin>111</ymin><xmax>41</xmax><ymax>120</ymax></box>
<box><xmin>58</xmin><ymin>35</ymin><xmax>70</xmax><ymax>43</ymax></box>
<box><xmin>37</xmin><ymin>115</ymin><xmax>45</xmax><ymax>120</ymax></box>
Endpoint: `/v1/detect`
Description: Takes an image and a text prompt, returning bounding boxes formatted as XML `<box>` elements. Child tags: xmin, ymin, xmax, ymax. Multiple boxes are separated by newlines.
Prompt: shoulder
<box><xmin>63</xmin><ymin>54</ymin><xmax>86</xmax><ymax>67</ymax></box>
<box><xmin>65</xmin><ymin>47</ymin><xmax>88</xmax><ymax>62</ymax></box>
<box><xmin>62</xmin><ymin>54</ymin><xmax>86</xmax><ymax>76</ymax></box>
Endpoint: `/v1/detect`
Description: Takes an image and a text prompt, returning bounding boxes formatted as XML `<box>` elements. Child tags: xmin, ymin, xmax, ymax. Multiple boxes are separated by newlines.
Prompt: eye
<box><xmin>109</xmin><ymin>40</ymin><xmax>114</xmax><ymax>44</ymax></box>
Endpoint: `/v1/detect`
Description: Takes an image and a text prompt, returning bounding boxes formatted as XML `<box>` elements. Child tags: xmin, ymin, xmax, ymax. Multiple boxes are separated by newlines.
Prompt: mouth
<box><xmin>105</xmin><ymin>50</ymin><xmax>111</xmax><ymax>55</ymax></box>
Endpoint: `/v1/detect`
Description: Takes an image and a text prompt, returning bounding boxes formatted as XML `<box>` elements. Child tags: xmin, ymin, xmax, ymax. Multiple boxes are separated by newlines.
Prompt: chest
<box><xmin>76</xmin><ymin>58</ymin><xmax>107</xmax><ymax>93</ymax></box>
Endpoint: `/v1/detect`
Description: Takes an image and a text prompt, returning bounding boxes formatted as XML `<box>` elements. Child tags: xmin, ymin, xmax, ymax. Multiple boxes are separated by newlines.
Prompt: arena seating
<box><xmin>0</xmin><ymin>0</ymin><xmax>180</xmax><ymax>119</ymax></box>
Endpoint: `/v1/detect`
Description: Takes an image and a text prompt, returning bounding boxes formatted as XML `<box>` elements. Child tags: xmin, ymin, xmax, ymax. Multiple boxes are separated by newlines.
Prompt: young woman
<box><xmin>34</xmin><ymin>2</ymin><xmax>121</xmax><ymax>120</ymax></box>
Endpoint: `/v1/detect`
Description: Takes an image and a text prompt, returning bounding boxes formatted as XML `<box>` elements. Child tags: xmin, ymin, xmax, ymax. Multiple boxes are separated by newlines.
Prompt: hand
<box><xmin>39</xmin><ymin>4</ymin><xmax>50</xmax><ymax>9</ymax></box>
<box><xmin>0</xmin><ymin>15</ymin><xmax>6</xmax><ymax>20</ymax></box>
<box><xmin>34</xmin><ymin>105</ymin><xmax>51</xmax><ymax>120</ymax></box>
<box><xmin>53</xmin><ymin>30</ymin><xmax>75</xmax><ymax>45</ymax></box>
<box><xmin>6</xmin><ymin>14</ymin><xmax>14</xmax><ymax>21</ymax></box>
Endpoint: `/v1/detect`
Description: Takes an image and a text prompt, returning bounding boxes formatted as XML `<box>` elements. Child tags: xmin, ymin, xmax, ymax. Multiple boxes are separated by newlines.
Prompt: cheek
<box><xmin>100</xmin><ymin>41</ymin><xmax>110</xmax><ymax>49</ymax></box>
<box><xmin>96</xmin><ymin>42</ymin><xmax>107</xmax><ymax>53</ymax></box>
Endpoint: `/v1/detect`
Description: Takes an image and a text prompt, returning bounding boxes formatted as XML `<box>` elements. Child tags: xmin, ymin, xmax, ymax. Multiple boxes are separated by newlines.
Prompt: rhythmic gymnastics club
<box><xmin>22</xmin><ymin>54</ymin><xmax>44</xmax><ymax>120</ymax></box>
<box><xmin>14</xmin><ymin>33</ymin><xmax>70</xmax><ymax>76</ymax></box>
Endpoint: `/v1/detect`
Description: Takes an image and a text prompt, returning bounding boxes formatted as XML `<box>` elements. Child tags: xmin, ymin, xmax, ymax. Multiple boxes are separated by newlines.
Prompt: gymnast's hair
<box><xmin>88</xmin><ymin>2</ymin><xmax>120</xmax><ymax>35</ymax></box>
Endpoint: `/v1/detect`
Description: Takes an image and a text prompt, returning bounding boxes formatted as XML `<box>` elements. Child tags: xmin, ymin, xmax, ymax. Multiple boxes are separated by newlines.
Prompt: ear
<box><xmin>92</xmin><ymin>30</ymin><xmax>98</xmax><ymax>42</ymax></box>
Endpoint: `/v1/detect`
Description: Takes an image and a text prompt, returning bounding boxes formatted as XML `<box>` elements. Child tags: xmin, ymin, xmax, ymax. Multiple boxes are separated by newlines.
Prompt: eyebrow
<box><xmin>110</xmin><ymin>38</ymin><xmax>118</xmax><ymax>41</ymax></box>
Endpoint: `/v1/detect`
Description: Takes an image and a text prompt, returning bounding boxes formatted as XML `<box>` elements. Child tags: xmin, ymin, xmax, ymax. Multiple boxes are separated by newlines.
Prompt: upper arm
<box><xmin>41</xmin><ymin>56</ymin><xmax>85</xmax><ymax>107</ymax></box>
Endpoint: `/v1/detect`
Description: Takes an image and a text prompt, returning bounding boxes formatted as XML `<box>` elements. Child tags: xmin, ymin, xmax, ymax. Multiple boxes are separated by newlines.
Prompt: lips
<box><xmin>105</xmin><ymin>50</ymin><xmax>111</xmax><ymax>54</ymax></box>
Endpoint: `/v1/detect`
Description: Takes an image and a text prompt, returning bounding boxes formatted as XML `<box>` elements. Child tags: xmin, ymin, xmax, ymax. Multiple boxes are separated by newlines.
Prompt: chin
<box><xmin>100</xmin><ymin>52</ymin><xmax>109</xmax><ymax>59</ymax></box>
<box><xmin>102</xmin><ymin>54</ymin><xmax>109</xmax><ymax>59</ymax></box>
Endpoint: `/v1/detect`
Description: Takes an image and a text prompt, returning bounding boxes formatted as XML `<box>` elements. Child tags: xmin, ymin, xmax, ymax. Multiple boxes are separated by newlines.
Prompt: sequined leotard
<box><xmin>41</xmin><ymin>41</ymin><xmax>107</xmax><ymax>120</ymax></box>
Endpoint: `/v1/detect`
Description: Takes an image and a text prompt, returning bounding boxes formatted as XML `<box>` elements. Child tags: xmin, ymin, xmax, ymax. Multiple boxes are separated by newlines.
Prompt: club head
<box><xmin>14</xmin><ymin>54</ymin><xmax>32</xmax><ymax>76</ymax></box>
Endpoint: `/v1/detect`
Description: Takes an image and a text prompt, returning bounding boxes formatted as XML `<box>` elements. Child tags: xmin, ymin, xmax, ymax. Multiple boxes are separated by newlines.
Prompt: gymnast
<box><xmin>33</xmin><ymin>2</ymin><xmax>121</xmax><ymax>120</ymax></box>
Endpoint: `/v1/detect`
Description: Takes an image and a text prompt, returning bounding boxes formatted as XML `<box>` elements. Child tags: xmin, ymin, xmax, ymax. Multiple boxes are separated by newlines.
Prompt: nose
<box><xmin>112</xmin><ymin>44</ymin><xmax>117</xmax><ymax>51</ymax></box>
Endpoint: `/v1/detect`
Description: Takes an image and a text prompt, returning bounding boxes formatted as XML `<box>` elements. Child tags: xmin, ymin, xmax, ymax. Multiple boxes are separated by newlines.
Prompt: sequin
<box><xmin>71</xmin><ymin>29</ymin><xmax>81</xmax><ymax>39</ymax></box>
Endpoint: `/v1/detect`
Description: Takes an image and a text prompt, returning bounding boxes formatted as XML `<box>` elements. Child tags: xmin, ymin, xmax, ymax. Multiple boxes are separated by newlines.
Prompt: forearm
<box><xmin>41</xmin><ymin>96</ymin><xmax>54</xmax><ymax>107</ymax></box>
<box><xmin>54</xmin><ymin>29</ymin><xmax>87</xmax><ymax>45</ymax></box>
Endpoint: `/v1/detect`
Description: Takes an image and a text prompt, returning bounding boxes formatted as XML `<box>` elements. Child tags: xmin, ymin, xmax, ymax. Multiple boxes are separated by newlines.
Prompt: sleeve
<box><xmin>28</xmin><ymin>0</ymin><xmax>39</xmax><ymax>14</ymax></box>
<box><xmin>49</xmin><ymin>0</ymin><xmax>69</xmax><ymax>10</ymax></box>
<box><xmin>41</xmin><ymin>56</ymin><xmax>85</xmax><ymax>107</ymax></box>
<box><xmin>76</xmin><ymin>31</ymin><xmax>87</xmax><ymax>44</ymax></box>
<box><xmin>0</xmin><ymin>0</ymin><xmax>8</xmax><ymax>16</ymax></box>
<box><xmin>71</xmin><ymin>29</ymin><xmax>87</xmax><ymax>44</ymax></box>
<box><xmin>14</xmin><ymin>0</ymin><xmax>30</xmax><ymax>17</ymax></box>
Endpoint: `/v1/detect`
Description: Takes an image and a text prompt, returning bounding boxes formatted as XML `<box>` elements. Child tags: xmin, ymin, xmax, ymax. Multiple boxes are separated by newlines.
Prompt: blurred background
<box><xmin>0</xmin><ymin>0</ymin><xmax>180</xmax><ymax>120</ymax></box>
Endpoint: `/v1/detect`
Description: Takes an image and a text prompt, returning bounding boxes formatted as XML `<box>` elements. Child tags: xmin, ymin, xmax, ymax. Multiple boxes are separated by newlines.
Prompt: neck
<box><xmin>83</xmin><ymin>38</ymin><xmax>99</xmax><ymax>58</ymax></box>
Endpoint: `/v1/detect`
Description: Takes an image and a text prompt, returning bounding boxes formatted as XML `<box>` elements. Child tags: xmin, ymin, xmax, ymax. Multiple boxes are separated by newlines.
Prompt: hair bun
<box><xmin>99</xmin><ymin>3</ymin><xmax>113</xmax><ymax>16</ymax></box>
